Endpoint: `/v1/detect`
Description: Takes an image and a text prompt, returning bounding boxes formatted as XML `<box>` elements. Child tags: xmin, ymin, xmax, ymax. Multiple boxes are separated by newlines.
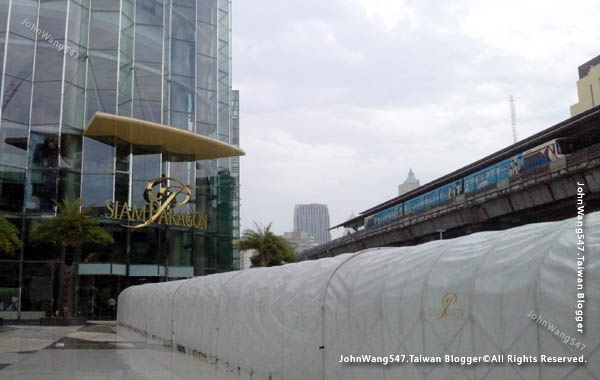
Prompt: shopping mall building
<box><xmin>0</xmin><ymin>0</ymin><xmax>242</xmax><ymax>320</ymax></box>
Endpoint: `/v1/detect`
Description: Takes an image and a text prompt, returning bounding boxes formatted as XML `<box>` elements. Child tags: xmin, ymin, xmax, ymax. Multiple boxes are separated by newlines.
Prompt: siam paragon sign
<box><xmin>104</xmin><ymin>177</ymin><xmax>208</xmax><ymax>230</ymax></box>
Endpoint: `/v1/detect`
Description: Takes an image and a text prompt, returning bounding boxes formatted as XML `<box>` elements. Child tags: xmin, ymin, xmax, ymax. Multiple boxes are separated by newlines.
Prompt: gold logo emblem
<box><xmin>130</xmin><ymin>177</ymin><xmax>192</xmax><ymax>229</ymax></box>
<box><xmin>428</xmin><ymin>292</ymin><xmax>464</xmax><ymax>320</ymax></box>
<box><xmin>104</xmin><ymin>177</ymin><xmax>208</xmax><ymax>230</ymax></box>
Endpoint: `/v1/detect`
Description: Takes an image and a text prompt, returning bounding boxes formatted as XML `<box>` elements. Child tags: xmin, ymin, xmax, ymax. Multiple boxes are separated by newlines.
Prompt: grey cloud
<box><xmin>233</xmin><ymin>0</ymin><xmax>599</xmax><ymax>234</ymax></box>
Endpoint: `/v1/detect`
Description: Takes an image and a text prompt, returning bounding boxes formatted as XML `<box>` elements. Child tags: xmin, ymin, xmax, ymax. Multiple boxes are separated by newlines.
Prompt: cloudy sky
<box><xmin>232</xmin><ymin>0</ymin><xmax>599</xmax><ymax>238</ymax></box>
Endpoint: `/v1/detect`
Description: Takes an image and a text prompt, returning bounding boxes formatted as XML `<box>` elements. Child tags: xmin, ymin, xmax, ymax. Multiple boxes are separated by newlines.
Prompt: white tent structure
<box><xmin>118</xmin><ymin>213</ymin><xmax>599</xmax><ymax>380</ymax></box>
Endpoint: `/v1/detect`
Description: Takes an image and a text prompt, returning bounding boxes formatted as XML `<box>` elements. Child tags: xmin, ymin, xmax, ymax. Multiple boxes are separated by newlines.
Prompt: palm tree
<box><xmin>29</xmin><ymin>198</ymin><xmax>114</xmax><ymax>317</ymax></box>
<box><xmin>239</xmin><ymin>223</ymin><xmax>296</xmax><ymax>267</ymax></box>
<box><xmin>0</xmin><ymin>215</ymin><xmax>22</xmax><ymax>256</ymax></box>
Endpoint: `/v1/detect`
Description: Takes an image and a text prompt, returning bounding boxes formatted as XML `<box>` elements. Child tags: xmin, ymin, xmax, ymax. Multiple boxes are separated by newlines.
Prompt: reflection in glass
<box><xmin>0</xmin><ymin>32</ymin><xmax>4</xmax><ymax>75</ymax></box>
<box><xmin>193</xmin><ymin>234</ymin><xmax>206</xmax><ymax>274</ymax></box>
<box><xmin>132</xmin><ymin>147</ymin><xmax>160</xmax><ymax>180</ymax></box>
<box><xmin>83</xmin><ymin>137</ymin><xmax>114</xmax><ymax>174</ymax></box>
<box><xmin>58</xmin><ymin>169</ymin><xmax>81</xmax><ymax>202</ymax></box>
<box><xmin>196</xmin><ymin>22</ymin><xmax>216</xmax><ymax>57</ymax></box>
<box><xmin>0</xmin><ymin>3</ymin><xmax>6</xmax><ymax>34</ymax></box>
<box><xmin>1</xmin><ymin>75</ymin><xmax>32</xmax><ymax>124</ymax></box>
<box><xmin>81</xmin><ymin>224</ymin><xmax>123</xmax><ymax>263</ymax></box>
<box><xmin>60</xmin><ymin>129</ymin><xmax>82</xmax><ymax>170</ymax></box>
<box><xmin>89</xmin><ymin>10</ymin><xmax>119</xmax><ymax>50</ymax></box>
<box><xmin>31</xmin><ymin>81</ymin><xmax>62</xmax><ymax>125</ymax></box>
<box><xmin>116</xmin><ymin>142</ymin><xmax>130</xmax><ymax>172</ymax></box>
<box><xmin>131</xmin><ymin>179</ymin><xmax>148</xmax><ymax>207</ymax></box>
<box><xmin>0</xmin><ymin>216</ymin><xmax>20</xmax><ymax>260</ymax></box>
<box><xmin>4</xmin><ymin>33</ymin><xmax>34</xmax><ymax>80</ymax></box>
<box><xmin>133</xmin><ymin>64</ymin><xmax>161</xmax><ymax>101</ymax></box>
<box><xmin>0</xmin><ymin>121</ymin><xmax>28</xmax><ymax>169</ymax></box>
<box><xmin>196</xmin><ymin>55</ymin><xmax>217</xmax><ymax>90</ymax></box>
<box><xmin>118</xmin><ymin>1</ymin><xmax>134</xmax><ymax>117</ymax></box>
<box><xmin>86</xmin><ymin>89</ymin><xmax>117</xmax><ymax>122</ymax></box>
<box><xmin>0</xmin><ymin>166</ymin><xmax>25</xmax><ymax>212</ymax></box>
<box><xmin>30</xmin><ymin>133</ymin><xmax>59</xmax><ymax>169</ymax></box>
<box><xmin>196</xmin><ymin>122</ymin><xmax>217</xmax><ymax>139</ymax></box>
<box><xmin>37</xmin><ymin>0</ymin><xmax>67</xmax><ymax>39</ymax></box>
<box><xmin>29</xmin><ymin>169</ymin><xmax>57</xmax><ymax>211</ymax></box>
<box><xmin>170</xmin><ymin>78</ymin><xmax>195</xmax><ymax>113</ymax></box>
<box><xmin>0</xmin><ymin>261</ymin><xmax>20</xmax><ymax>313</ymax></box>
<box><xmin>169</xmin><ymin>231</ymin><xmax>192</xmax><ymax>266</ymax></box>
<box><xmin>91</xmin><ymin>0</ymin><xmax>120</xmax><ymax>11</ymax></box>
<box><xmin>87</xmin><ymin>51</ymin><xmax>118</xmax><ymax>89</ymax></box>
<box><xmin>217</xmin><ymin>236</ymin><xmax>232</xmax><ymax>271</ymax></box>
<box><xmin>21</xmin><ymin>263</ymin><xmax>54</xmax><ymax>316</ymax></box>
<box><xmin>64</xmin><ymin>45</ymin><xmax>87</xmax><ymax>86</ymax></box>
<box><xmin>172</xmin><ymin>5</ymin><xmax>195</xmax><ymax>41</ymax></box>
<box><xmin>67</xmin><ymin>1</ymin><xmax>89</xmax><ymax>47</ymax></box>
<box><xmin>78</xmin><ymin>275</ymin><xmax>122</xmax><ymax>320</ymax></box>
<box><xmin>8</xmin><ymin>0</ymin><xmax>37</xmax><ymax>39</ymax></box>
<box><xmin>62</xmin><ymin>83</ymin><xmax>86</xmax><ymax>129</ymax></box>
<box><xmin>170</xmin><ymin>160</ymin><xmax>194</xmax><ymax>185</ymax></box>
<box><xmin>171</xmin><ymin>40</ymin><xmax>195</xmax><ymax>77</ymax></box>
<box><xmin>136</xmin><ymin>0</ymin><xmax>163</xmax><ymax>26</ymax></box>
<box><xmin>82</xmin><ymin>174</ymin><xmax>113</xmax><ymax>208</ymax></box>
<box><xmin>133</xmin><ymin>99</ymin><xmax>161</xmax><ymax>123</ymax></box>
<box><xmin>169</xmin><ymin>159</ymin><xmax>195</xmax><ymax>213</ymax></box>
<box><xmin>118</xmin><ymin>60</ymin><xmax>133</xmax><ymax>116</ymax></box>
<box><xmin>34</xmin><ymin>40</ymin><xmax>65</xmax><ymax>81</ymax></box>
<box><xmin>170</xmin><ymin>111</ymin><xmax>194</xmax><ymax>131</ymax></box>
<box><xmin>23</xmin><ymin>217</ymin><xmax>58</xmax><ymax>260</ymax></box>
<box><xmin>196</xmin><ymin>88</ymin><xmax>217</xmax><ymax>126</ymax></box>
<box><xmin>26</xmin><ymin>132</ymin><xmax>58</xmax><ymax>210</ymax></box>
<box><xmin>130</xmin><ymin>228</ymin><xmax>158</xmax><ymax>264</ymax></box>
<box><xmin>130</xmin><ymin>147</ymin><xmax>161</xmax><ymax>206</ymax></box>
<box><xmin>134</xmin><ymin>25</ymin><xmax>162</xmax><ymax>63</ymax></box>
<box><xmin>197</xmin><ymin>0</ymin><xmax>217</xmax><ymax>25</ymax></box>
<box><xmin>115</xmin><ymin>172</ymin><xmax>129</xmax><ymax>203</ymax></box>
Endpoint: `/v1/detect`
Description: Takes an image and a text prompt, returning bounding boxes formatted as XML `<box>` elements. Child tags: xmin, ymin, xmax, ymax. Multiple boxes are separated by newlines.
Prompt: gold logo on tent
<box><xmin>428</xmin><ymin>292</ymin><xmax>464</xmax><ymax>320</ymax></box>
<box><xmin>104</xmin><ymin>177</ymin><xmax>208</xmax><ymax>230</ymax></box>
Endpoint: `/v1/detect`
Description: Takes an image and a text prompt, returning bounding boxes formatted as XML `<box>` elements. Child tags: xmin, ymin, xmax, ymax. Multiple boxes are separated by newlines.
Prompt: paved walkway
<box><xmin>0</xmin><ymin>322</ymin><xmax>240</xmax><ymax>379</ymax></box>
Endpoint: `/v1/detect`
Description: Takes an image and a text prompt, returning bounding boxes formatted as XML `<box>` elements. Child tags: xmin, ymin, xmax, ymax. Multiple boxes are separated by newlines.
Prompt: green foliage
<box><xmin>0</xmin><ymin>216</ymin><xmax>22</xmax><ymax>255</ymax></box>
<box><xmin>29</xmin><ymin>197</ymin><xmax>114</xmax><ymax>248</ymax></box>
<box><xmin>240</xmin><ymin>223</ymin><xmax>296</xmax><ymax>267</ymax></box>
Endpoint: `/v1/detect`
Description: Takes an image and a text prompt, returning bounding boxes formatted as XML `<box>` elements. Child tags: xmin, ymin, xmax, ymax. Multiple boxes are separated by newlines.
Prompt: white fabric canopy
<box><xmin>118</xmin><ymin>212</ymin><xmax>600</xmax><ymax>380</ymax></box>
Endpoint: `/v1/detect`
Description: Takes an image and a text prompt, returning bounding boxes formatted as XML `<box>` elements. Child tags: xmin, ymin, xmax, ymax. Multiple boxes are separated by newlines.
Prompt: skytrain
<box><xmin>365</xmin><ymin>138</ymin><xmax>576</xmax><ymax>229</ymax></box>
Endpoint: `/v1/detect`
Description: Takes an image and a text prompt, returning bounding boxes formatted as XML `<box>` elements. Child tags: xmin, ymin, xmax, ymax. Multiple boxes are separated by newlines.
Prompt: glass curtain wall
<box><xmin>0</xmin><ymin>0</ymin><xmax>237</xmax><ymax>320</ymax></box>
<box><xmin>230</xmin><ymin>89</ymin><xmax>239</xmax><ymax>269</ymax></box>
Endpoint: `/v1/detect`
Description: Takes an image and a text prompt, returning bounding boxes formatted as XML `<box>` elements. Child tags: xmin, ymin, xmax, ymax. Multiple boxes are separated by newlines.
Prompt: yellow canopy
<box><xmin>84</xmin><ymin>112</ymin><xmax>244</xmax><ymax>161</ymax></box>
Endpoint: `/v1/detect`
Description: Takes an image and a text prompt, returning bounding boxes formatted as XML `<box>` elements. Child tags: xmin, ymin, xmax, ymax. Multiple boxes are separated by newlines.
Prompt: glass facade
<box><xmin>0</xmin><ymin>0</ymin><xmax>238</xmax><ymax>320</ymax></box>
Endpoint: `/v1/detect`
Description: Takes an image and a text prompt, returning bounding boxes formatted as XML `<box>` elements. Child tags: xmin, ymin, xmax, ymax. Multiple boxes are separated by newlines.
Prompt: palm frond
<box><xmin>29</xmin><ymin>197</ymin><xmax>114</xmax><ymax>248</ymax></box>
<box><xmin>240</xmin><ymin>222</ymin><xmax>296</xmax><ymax>267</ymax></box>
<box><xmin>0</xmin><ymin>216</ymin><xmax>22</xmax><ymax>256</ymax></box>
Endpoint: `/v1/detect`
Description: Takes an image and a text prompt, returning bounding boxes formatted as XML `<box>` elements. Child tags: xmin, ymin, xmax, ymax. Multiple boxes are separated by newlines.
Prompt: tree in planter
<box><xmin>29</xmin><ymin>198</ymin><xmax>113</xmax><ymax>317</ymax></box>
<box><xmin>0</xmin><ymin>215</ymin><xmax>22</xmax><ymax>256</ymax></box>
<box><xmin>240</xmin><ymin>223</ymin><xmax>296</xmax><ymax>267</ymax></box>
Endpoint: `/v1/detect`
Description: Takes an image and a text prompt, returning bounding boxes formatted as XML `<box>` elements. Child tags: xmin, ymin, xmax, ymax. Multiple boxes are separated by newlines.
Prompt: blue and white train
<box><xmin>364</xmin><ymin>138</ymin><xmax>576</xmax><ymax>229</ymax></box>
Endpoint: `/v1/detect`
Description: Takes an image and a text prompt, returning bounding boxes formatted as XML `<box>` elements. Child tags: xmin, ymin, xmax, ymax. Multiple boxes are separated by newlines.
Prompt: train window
<box><xmin>557</xmin><ymin>140</ymin><xmax>575</xmax><ymax>155</ymax></box>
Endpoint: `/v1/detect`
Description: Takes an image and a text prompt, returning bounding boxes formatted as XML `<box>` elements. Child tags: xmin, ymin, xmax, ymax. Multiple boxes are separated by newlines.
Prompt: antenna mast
<box><xmin>509</xmin><ymin>95</ymin><xmax>518</xmax><ymax>143</ymax></box>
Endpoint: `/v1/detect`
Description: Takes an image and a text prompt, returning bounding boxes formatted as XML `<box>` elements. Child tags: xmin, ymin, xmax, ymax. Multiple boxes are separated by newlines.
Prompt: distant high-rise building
<box><xmin>398</xmin><ymin>169</ymin><xmax>420</xmax><ymax>196</ymax></box>
<box><xmin>293</xmin><ymin>204</ymin><xmax>331</xmax><ymax>245</ymax></box>
<box><xmin>240</xmin><ymin>249</ymin><xmax>257</xmax><ymax>270</ymax></box>
<box><xmin>283</xmin><ymin>231</ymin><xmax>317</xmax><ymax>254</ymax></box>
<box><xmin>570</xmin><ymin>54</ymin><xmax>600</xmax><ymax>116</ymax></box>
